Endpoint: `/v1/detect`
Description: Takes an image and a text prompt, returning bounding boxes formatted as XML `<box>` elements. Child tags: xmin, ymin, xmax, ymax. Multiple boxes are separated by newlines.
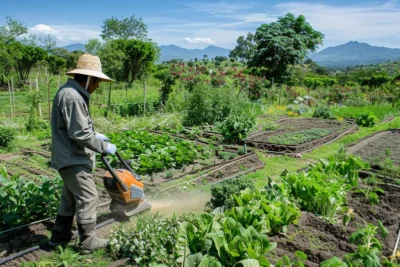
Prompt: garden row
<box><xmin>107</xmin><ymin>152</ymin><xmax>400</xmax><ymax>266</ymax></box>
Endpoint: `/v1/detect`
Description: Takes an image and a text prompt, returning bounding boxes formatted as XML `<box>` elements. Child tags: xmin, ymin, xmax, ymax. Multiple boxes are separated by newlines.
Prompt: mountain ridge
<box><xmin>309</xmin><ymin>41</ymin><xmax>400</xmax><ymax>68</ymax></box>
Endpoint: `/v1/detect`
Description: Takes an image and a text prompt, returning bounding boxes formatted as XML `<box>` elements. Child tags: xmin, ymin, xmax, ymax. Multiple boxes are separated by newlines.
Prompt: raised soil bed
<box><xmin>347</xmin><ymin>129</ymin><xmax>400</xmax><ymax>172</ymax></box>
<box><xmin>246</xmin><ymin>118</ymin><xmax>357</xmax><ymax>154</ymax></box>
<box><xmin>269</xmin><ymin>182</ymin><xmax>400</xmax><ymax>266</ymax></box>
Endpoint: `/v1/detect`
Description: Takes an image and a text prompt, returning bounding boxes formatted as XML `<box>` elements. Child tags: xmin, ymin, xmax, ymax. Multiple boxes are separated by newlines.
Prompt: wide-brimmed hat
<box><xmin>66</xmin><ymin>53</ymin><xmax>113</xmax><ymax>82</ymax></box>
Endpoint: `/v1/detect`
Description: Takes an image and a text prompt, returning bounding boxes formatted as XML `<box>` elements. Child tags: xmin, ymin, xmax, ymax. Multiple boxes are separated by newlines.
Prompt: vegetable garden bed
<box><xmin>347</xmin><ymin>129</ymin><xmax>400</xmax><ymax>178</ymax></box>
<box><xmin>246</xmin><ymin>118</ymin><xmax>357</xmax><ymax>153</ymax></box>
<box><xmin>94</xmin><ymin>130</ymin><xmax>263</xmax><ymax>187</ymax></box>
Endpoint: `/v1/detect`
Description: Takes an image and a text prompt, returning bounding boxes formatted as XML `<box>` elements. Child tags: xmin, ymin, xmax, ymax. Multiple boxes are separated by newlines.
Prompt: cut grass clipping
<box><xmin>268</xmin><ymin>128</ymin><xmax>332</xmax><ymax>145</ymax></box>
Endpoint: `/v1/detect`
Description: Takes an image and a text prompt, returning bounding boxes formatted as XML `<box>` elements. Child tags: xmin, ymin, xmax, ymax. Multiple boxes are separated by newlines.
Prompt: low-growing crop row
<box><xmin>104</xmin><ymin>130</ymin><xmax>212</xmax><ymax>175</ymax></box>
<box><xmin>268</xmin><ymin>128</ymin><xmax>332</xmax><ymax>145</ymax></box>
<box><xmin>108</xmin><ymin>154</ymin><xmax>391</xmax><ymax>266</ymax></box>
<box><xmin>0</xmin><ymin>166</ymin><xmax>62</xmax><ymax>230</ymax></box>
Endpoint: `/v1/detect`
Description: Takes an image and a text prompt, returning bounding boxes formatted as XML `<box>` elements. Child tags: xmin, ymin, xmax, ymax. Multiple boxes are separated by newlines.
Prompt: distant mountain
<box><xmin>63</xmin><ymin>43</ymin><xmax>85</xmax><ymax>52</ymax></box>
<box><xmin>309</xmin><ymin>41</ymin><xmax>400</xmax><ymax>68</ymax></box>
<box><xmin>159</xmin><ymin>45</ymin><xmax>230</xmax><ymax>62</ymax></box>
<box><xmin>60</xmin><ymin>43</ymin><xmax>230</xmax><ymax>62</ymax></box>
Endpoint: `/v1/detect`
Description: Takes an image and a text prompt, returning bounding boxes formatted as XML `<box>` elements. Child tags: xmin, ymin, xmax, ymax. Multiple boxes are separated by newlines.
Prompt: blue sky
<box><xmin>2</xmin><ymin>0</ymin><xmax>400</xmax><ymax>50</ymax></box>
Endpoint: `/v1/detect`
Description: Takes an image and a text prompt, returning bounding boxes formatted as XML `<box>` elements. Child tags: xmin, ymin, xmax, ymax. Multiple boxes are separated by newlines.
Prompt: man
<box><xmin>49</xmin><ymin>53</ymin><xmax>117</xmax><ymax>254</ymax></box>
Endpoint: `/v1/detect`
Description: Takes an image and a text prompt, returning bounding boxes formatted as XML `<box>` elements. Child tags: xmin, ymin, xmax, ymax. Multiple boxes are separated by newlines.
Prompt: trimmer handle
<box><xmin>101</xmin><ymin>152</ymin><xmax>129</xmax><ymax>192</ymax></box>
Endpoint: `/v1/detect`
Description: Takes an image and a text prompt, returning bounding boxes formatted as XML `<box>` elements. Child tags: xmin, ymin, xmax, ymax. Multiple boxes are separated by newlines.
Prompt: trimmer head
<box><xmin>102</xmin><ymin>152</ymin><xmax>152</xmax><ymax>221</ymax></box>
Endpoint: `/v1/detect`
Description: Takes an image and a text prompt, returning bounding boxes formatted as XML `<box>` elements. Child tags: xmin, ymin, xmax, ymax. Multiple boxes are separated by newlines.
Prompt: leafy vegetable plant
<box><xmin>268</xmin><ymin>128</ymin><xmax>332</xmax><ymax>145</ymax></box>
<box><xmin>355</xmin><ymin>113</ymin><xmax>378</xmax><ymax>127</ymax></box>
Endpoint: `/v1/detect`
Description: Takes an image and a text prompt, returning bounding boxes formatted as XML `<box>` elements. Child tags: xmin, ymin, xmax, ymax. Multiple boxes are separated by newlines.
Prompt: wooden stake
<box><xmin>57</xmin><ymin>71</ymin><xmax>60</xmax><ymax>89</ymax></box>
<box><xmin>143</xmin><ymin>80</ymin><xmax>147</xmax><ymax>116</ymax></box>
<box><xmin>47</xmin><ymin>80</ymin><xmax>51</xmax><ymax>121</ymax></box>
<box><xmin>8</xmin><ymin>80</ymin><xmax>13</xmax><ymax>119</ymax></box>
<box><xmin>35</xmin><ymin>79</ymin><xmax>42</xmax><ymax>118</ymax></box>
<box><xmin>106</xmin><ymin>83</ymin><xmax>112</xmax><ymax>118</ymax></box>
<box><xmin>11</xmin><ymin>77</ymin><xmax>16</xmax><ymax>119</ymax></box>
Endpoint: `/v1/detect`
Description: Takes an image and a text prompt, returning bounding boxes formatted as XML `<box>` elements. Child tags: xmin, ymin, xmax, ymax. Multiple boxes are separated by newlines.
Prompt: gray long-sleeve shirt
<box><xmin>51</xmin><ymin>78</ymin><xmax>107</xmax><ymax>171</ymax></box>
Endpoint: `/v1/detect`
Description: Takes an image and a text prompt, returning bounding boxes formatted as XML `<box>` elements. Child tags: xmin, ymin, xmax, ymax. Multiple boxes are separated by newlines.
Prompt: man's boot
<box><xmin>49</xmin><ymin>215</ymin><xmax>78</xmax><ymax>247</ymax></box>
<box><xmin>77</xmin><ymin>222</ymin><xmax>108</xmax><ymax>254</ymax></box>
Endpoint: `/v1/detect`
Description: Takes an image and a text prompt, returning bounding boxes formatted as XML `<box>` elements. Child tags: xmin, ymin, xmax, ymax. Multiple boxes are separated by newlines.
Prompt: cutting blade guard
<box><xmin>101</xmin><ymin>151</ymin><xmax>151</xmax><ymax>221</ymax></box>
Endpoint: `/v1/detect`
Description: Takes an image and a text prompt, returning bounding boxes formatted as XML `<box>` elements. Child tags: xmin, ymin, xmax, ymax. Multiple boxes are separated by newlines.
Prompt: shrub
<box><xmin>313</xmin><ymin>105</ymin><xmax>336</xmax><ymax>119</ymax></box>
<box><xmin>183</xmin><ymin>85</ymin><xmax>235</xmax><ymax>126</ymax></box>
<box><xmin>0</xmin><ymin>127</ymin><xmax>16</xmax><ymax>148</ymax></box>
<box><xmin>206</xmin><ymin>179</ymin><xmax>254</xmax><ymax>210</ymax></box>
<box><xmin>356</xmin><ymin>113</ymin><xmax>378</xmax><ymax>127</ymax></box>
<box><xmin>218</xmin><ymin>112</ymin><xmax>256</xmax><ymax>143</ymax></box>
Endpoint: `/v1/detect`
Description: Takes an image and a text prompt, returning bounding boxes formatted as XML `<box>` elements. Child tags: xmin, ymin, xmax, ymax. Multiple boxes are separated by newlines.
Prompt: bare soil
<box><xmin>269</xmin><ymin>183</ymin><xmax>400</xmax><ymax>265</ymax></box>
<box><xmin>246</xmin><ymin>118</ymin><xmax>357</xmax><ymax>153</ymax></box>
<box><xmin>347</xmin><ymin>130</ymin><xmax>400</xmax><ymax>170</ymax></box>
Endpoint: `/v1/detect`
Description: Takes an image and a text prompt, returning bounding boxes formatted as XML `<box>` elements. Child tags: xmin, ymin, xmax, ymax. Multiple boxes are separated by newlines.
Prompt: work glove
<box><xmin>95</xmin><ymin>133</ymin><xmax>110</xmax><ymax>142</ymax></box>
<box><xmin>105</xmin><ymin>143</ymin><xmax>117</xmax><ymax>155</ymax></box>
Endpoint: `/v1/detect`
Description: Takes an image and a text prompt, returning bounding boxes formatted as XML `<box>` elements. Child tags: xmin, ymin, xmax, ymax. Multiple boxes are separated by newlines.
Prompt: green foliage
<box><xmin>84</xmin><ymin>38</ymin><xmax>103</xmax><ymax>55</ymax></box>
<box><xmin>182</xmin><ymin>85</ymin><xmax>236</xmax><ymax>126</ymax></box>
<box><xmin>0</xmin><ymin>16</ymin><xmax>28</xmax><ymax>44</ymax></box>
<box><xmin>360</xmin><ymin>75</ymin><xmax>391</xmax><ymax>88</ymax></box>
<box><xmin>355</xmin><ymin>113</ymin><xmax>378</xmax><ymax>127</ymax></box>
<box><xmin>313</xmin><ymin>105</ymin><xmax>336</xmax><ymax>120</ymax></box>
<box><xmin>106</xmin><ymin>130</ymin><xmax>211</xmax><ymax>175</ymax></box>
<box><xmin>155</xmin><ymin>68</ymin><xmax>175</xmax><ymax>104</ymax></box>
<box><xmin>0</xmin><ymin>174</ymin><xmax>63</xmax><ymax>230</ymax></box>
<box><xmin>304</xmin><ymin>77</ymin><xmax>337</xmax><ymax>88</ymax></box>
<box><xmin>280</xmin><ymin>155</ymin><xmax>369</xmax><ymax>219</ymax></box>
<box><xmin>276</xmin><ymin>251</ymin><xmax>308</xmax><ymax>267</ymax></box>
<box><xmin>268</xmin><ymin>128</ymin><xmax>332</xmax><ymax>145</ymax></box>
<box><xmin>99</xmin><ymin>38</ymin><xmax>158</xmax><ymax>83</ymax></box>
<box><xmin>100</xmin><ymin>15</ymin><xmax>148</xmax><ymax>40</ymax></box>
<box><xmin>0</xmin><ymin>126</ymin><xmax>16</xmax><ymax>148</ymax></box>
<box><xmin>330</xmin><ymin>104</ymin><xmax>399</xmax><ymax>121</ymax></box>
<box><xmin>108</xmin><ymin>214</ymin><xmax>180</xmax><ymax>266</ymax></box>
<box><xmin>218</xmin><ymin>112</ymin><xmax>256</xmax><ymax>143</ymax></box>
<box><xmin>207</xmin><ymin>179</ymin><xmax>255</xmax><ymax>210</ymax></box>
<box><xmin>111</xmin><ymin>97</ymin><xmax>161</xmax><ymax>117</ymax></box>
<box><xmin>47</xmin><ymin>55</ymin><xmax>66</xmax><ymax>75</ymax></box>
<box><xmin>249</xmin><ymin>13</ymin><xmax>324</xmax><ymax>83</ymax></box>
<box><xmin>229</xmin><ymin>32</ymin><xmax>256</xmax><ymax>62</ymax></box>
<box><xmin>10</xmin><ymin>41</ymin><xmax>46</xmax><ymax>81</ymax></box>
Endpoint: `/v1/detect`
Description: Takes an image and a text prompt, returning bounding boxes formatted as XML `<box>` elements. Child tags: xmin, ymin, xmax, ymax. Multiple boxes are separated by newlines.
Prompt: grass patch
<box><xmin>330</xmin><ymin>104</ymin><xmax>399</xmax><ymax>121</ymax></box>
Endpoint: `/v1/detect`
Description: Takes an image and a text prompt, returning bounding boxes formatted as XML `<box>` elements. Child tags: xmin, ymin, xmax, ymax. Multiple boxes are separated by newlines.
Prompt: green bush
<box><xmin>218</xmin><ymin>112</ymin><xmax>256</xmax><ymax>143</ymax></box>
<box><xmin>0</xmin><ymin>126</ymin><xmax>16</xmax><ymax>148</ymax></box>
<box><xmin>111</xmin><ymin>98</ymin><xmax>161</xmax><ymax>117</ymax></box>
<box><xmin>313</xmin><ymin>105</ymin><xmax>336</xmax><ymax>119</ymax></box>
<box><xmin>356</xmin><ymin>113</ymin><xmax>378</xmax><ymax>127</ymax></box>
<box><xmin>0</xmin><ymin>174</ymin><xmax>63</xmax><ymax>229</ymax></box>
<box><xmin>183</xmin><ymin>85</ymin><xmax>235</xmax><ymax>126</ymax></box>
<box><xmin>206</xmin><ymin>179</ymin><xmax>254</xmax><ymax>210</ymax></box>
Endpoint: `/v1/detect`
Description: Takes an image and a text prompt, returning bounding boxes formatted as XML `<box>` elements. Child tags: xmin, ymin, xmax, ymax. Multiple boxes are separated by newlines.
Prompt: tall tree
<box><xmin>85</xmin><ymin>38</ymin><xmax>103</xmax><ymax>55</ymax></box>
<box><xmin>100</xmin><ymin>16</ymin><xmax>148</xmax><ymax>41</ymax></box>
<box><xmin>39</xmin><ymin>34</ymin><xmax>56</xmax><ymax>54</ymax></box>
<box><xmin>11</xmin><ymin>42</ymin><xmax>46</xmax><ymax>81</ymax></box>
<box><xmin>99</xmin><ymin>39</ymin><xmax>158</xmax><ymax>83</ymax></box>
<box><xmin>249</xmin><ymin>13</ymin><xmax>324</xmax><ymax>83</ymax></box>
<box><xmin>0</xmin><ymin>16</ymin><xmax>27</xmax><ymax>44</ymax></box>
<box><xmin>229</xmin><ymin>32</ymin><xmax>256</xmax><ymax>62</ymax></box>
<box><xmin>20</xmin><ymin>34</ymin><xmax>37</xmax><ymax>46</ymax></box>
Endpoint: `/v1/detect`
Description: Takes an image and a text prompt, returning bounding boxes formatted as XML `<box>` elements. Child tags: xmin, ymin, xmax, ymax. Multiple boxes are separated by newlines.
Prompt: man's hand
<box><xmin>105</xmin><ymin>143</ymin><xmax>117</xmax><ymax>155</ymax></box>
<box><xmin>95</xmin><ymin>133</ymin><xmax>110</xmax><ymax>142</ymax></box>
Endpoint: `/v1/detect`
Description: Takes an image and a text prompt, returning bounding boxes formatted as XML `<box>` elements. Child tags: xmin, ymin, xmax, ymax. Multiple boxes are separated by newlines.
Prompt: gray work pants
<box><xmin>57</xmin><ymin>165</ymin><xmax>98</xmax><ymax>224</ymax></box>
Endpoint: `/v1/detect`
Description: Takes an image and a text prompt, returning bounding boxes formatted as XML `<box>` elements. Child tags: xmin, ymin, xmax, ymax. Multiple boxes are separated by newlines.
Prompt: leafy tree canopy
<box><xmin>100</xmin><ymin>15</ymin><xmax>148</xmax><ymax>41</ymax></box>
<box><xmin>229</xmin><ymin>32</ymin><xmax>256</xmax><ymax>62</ymax></box>
<box><xmin>249</xmin><ymin>13</ymin><xmax>324</xmax><ymax>84</ymax></box>
<box><xmin>85</xmin><ymin>38</ymin><xmax>103</xmax><ymax>55</ymax></box>
<box><xmin>0</xmin><ymin>16</ymin><xmax>27</xmax><ymax>44</ymax></box>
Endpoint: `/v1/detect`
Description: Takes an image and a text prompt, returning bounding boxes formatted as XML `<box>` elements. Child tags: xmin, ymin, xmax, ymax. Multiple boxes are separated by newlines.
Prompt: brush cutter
<box><xmin>101</xmin><ymin>152</ymin><xmax>152</xmax><ymax>221</ymax></box>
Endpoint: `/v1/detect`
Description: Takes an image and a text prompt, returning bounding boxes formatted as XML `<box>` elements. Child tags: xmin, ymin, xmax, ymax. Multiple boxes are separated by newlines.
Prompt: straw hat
<box><xmin>66</xmin><ymin>53</ymin><xmax>113</xmax><ymax>82</ymax></box>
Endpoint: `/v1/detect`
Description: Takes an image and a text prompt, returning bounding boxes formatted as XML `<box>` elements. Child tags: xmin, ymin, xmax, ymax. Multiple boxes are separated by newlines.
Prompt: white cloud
<box><xmin>184</xmin><ymin>37</ymin><xmax>215</xmax><ymax>44</ymax></box>
<box><xmin>274</xmin><ymin>1</ymin><xmax>400</xmax><ymax>48</ymax></box>
<box><xmin>30</xmin><ymin>24</ymin><xmax>59</xmax><ymax>35</ymax></box>
<box><xmin>26</xmin><ymin>24</ymin><xmax>100</xmax><ymax>46</ymax></box>
<box><xmin>186</xmin><ymin>1</ymin><xmax>256</xmax><ymax>14</ymax></box>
